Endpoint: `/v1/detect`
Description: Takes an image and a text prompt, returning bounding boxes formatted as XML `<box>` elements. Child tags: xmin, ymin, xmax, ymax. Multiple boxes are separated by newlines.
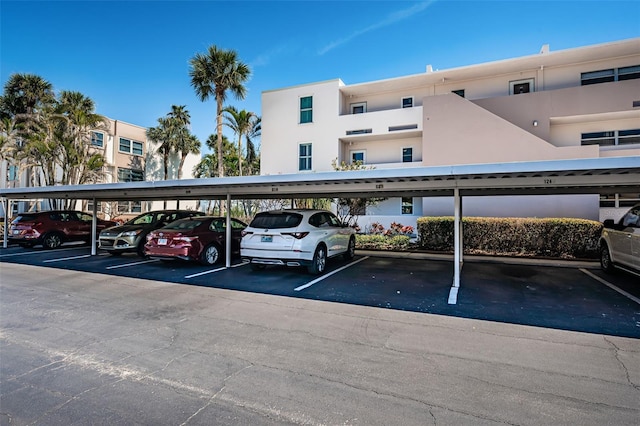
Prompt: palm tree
<box><xmin>223</xmin><ymin>106</ymin><xmax>259</xmax><ymax>176</ymax></box>
<box><xmin>167</xmin><ymin>104</ymin><xmax>190</xmax><ymax>128</ymax></box>
<box><xmin>175</xmin><ymin>132</ymin><xmax>200</xmax><ymax>179</ymax></box>
<box><xmin>2</xmin><ymin>73</ymin><xmax>55</xmax><ymax>117</ymax></box>
<box><xmin>189</xmin><ymin>46</ymin><xmax>250</xmax><ymax>178</ymax></box>
<box><xmin>146</xmin><ymin>116</ymin><xmax>174</xmax><ymax>180</ymax></box>
<box><xmin>55</xmin><ymin>90</ymin><xmax>109</xmax><ymax>188</ymax></box>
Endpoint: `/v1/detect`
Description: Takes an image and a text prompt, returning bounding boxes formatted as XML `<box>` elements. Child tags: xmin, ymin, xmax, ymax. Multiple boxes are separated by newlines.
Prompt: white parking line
<box><xmin>580</xmin><ymin>268</ymin><xmax>640</xmax><ymax>305</ymax></box>
<box><xmin>184</xmin><ymin>262</ymin><xmax>249</xmax><ymax>279</ymax></box>
<box><xmin>185</xmin><ymin>267</ymin><xmax>226</xmax><ymax>279</ymax></box>
<box><xmin>0</xmin><ymin>247</ymin><xmax>87</xmax><ymax>258</ymax></box>
<box><xmin>294</xmin><ymin>256</ymin><xmax>369</xmax><ymax>292</ymax></box>
<box><xmin>106</xmin><ymin>259</ymin><xmax>159</xmax><ymax>270</ymax></box>
<box><xmin>43</xmin><ymin>254</ymin><xmax>92</xmax><ymax>263</ymax></box>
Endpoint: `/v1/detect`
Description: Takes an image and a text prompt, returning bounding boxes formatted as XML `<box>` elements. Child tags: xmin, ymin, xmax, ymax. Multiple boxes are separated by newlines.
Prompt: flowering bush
<box><xmin>366</xmin><ymin>222</ymin><xmax>414</xmax><ymax>236</ymax></box>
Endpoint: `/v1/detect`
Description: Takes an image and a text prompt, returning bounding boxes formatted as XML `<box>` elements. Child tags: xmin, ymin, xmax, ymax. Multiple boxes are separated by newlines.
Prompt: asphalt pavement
<box><xmin>1</xmin><ymin>261</ymin><xmax>639</xmax><ymax>425</ymax></box>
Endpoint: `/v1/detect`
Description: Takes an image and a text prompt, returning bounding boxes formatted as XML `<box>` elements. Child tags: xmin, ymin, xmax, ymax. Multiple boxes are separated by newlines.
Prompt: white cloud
<box><xmin>318</xmin><ymin>1</ymin><xmax>436</xmax><ymax>56</ymax></box>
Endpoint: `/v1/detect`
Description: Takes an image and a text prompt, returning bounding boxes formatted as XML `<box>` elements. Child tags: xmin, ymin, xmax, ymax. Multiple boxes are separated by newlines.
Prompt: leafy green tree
<box><xmin>189</xmin><ymin>46</ymin><xmax>250</xmax><ymax>178</ymax></box>
<box><xmin>147</xmin><ymin>105</ymin><xmax>200</xmax><ymax>180</ymax></box>
<box><xmin>331</xmin><ymin>158</ymin><xmax>386</xmax><ymax>228</ymax></box>
<box><xmin>223</xmin><ymin>106</ymin><xmax>260</xmax><ymax>176</ymax></box>
<box><xmin>193</xmin><ymin>133</ymin><xmax>238</xmax><ymax>178</ymax></box>
<box><xmin>55</xmin><ymin>90</ymin><xmax>109</xmax><ymax>188</ymax></box>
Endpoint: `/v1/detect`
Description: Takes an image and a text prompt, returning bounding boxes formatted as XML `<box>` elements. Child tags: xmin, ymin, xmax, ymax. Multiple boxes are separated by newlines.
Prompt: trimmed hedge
<box><xmin>416</xmin><ymin>216</ymin><xmax>603</xmax><ymax>259</ymax></box>
<box><xmin>356</xmin><ymin>234</ymin><xmax>411</xmax><ymax>250</ymax></box>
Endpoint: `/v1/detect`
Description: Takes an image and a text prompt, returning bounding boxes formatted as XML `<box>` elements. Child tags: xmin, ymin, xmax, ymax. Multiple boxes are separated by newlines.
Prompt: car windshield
<box><xmin>163</xmin><ymin>218</ymin><xmax>207</xmax><ymax>231</ymax></box>
<box><xmin>126</xmin><ymin>212</ymin><xmax>158</xmax><ymax>225</ymax></box>
<box><xmin>250</xmin><ymin>212</ymin><xmax>303</xmax><ymax>229</ymax></box>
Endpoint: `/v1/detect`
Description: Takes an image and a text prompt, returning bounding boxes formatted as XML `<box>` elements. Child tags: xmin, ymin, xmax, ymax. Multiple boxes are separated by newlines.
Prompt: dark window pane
<box><xmin>300</xmin><ymin>96</ymin><xmax>312</xmax><ymax>109</ymax></box>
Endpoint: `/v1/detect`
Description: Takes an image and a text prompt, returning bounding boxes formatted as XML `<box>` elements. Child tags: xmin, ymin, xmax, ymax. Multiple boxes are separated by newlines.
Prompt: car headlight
<box><xmin>120</xmin><ymin>230</ymin><xmax>142</xmax><ymax>237</ymax></box>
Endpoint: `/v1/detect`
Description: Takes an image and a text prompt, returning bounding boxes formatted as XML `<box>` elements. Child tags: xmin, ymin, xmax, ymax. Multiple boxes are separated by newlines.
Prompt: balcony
<box><xmin>338</xmin><ymin>106</ymin><xmax>423</xmax><ymax>143</ymax></box>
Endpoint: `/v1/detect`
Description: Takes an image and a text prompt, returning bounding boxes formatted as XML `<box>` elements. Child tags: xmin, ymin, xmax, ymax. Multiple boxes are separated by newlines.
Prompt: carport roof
<box><xmin>1</xmin><ymin>156</ymin><xmax>639</xmax><ymax>202</ymax></box>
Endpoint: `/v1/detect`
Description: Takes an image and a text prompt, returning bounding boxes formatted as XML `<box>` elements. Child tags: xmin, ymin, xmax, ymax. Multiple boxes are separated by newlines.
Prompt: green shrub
<box><xmin>416</xmin><ymin>216</ymin><xmax>602</xmax><ymax>259</ymax></box>
<box><xmin>356</xmin><ymin>234</ymin><xmax>411</xmax><ymax>250</ymax></box>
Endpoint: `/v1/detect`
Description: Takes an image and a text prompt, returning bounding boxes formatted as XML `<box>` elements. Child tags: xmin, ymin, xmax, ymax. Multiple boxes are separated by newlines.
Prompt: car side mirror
<box><xmin>603</xmin><ymin>219</ymin><xmax>615</xmax><ymax>229</ymax></box>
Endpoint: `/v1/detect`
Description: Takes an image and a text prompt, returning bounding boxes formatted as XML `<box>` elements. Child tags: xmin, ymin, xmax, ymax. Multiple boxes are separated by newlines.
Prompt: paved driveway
<box><xmin>0</xmin><ymin>244</ymin><xmax>639</xmax><ymax>337</ymax></box>
<box><xmin>1</xmin><ymin>261</ymin><xmax>639</xmax><ymax>425</ymax></box>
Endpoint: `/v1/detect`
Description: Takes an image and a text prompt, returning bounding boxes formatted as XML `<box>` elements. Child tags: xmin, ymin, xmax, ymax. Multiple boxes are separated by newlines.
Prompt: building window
<box><xmin>618</xmin><ymin>65</ymin><xmax>640</xmax><ymax>81</ymax></box>
<box><xmin>86</xmin><ymin>200</ymin><xmax>102</xmax><ymax>213</ymax></box>
<box><xmin>117</xmin><ymin>201</ymin><xmax>142</xmax><ymax>214</ymax></box>
<box><xmin>299</xmin><ymin>143</ymin><xmax>312</xmax><ymax>171</ymax></box>
<box><xmin>452</xmin><ymin>89</ymin><xmax>465</xmax><ymax>98</ymax></box>
<box><xmin>402</xmin><ymin>147</ymin><xmax>413</xmax><ymax>163</ymax></box>
<box><xmin>300</xmin><ymin>96</ymin><xmax>313</xmax><ymax>124</ymax></box>
<box><xmin>350</xmin><ymin>102</ymin><xmax>367</xmax><ymax>114</ymax></box>
<box><xmin>119</xmin><ymin>138</ymin><xmax>143</xmax><ymax>155</ymax></box>
<box><xmin>509</xmin><ymin>79</ymin><xmax>534</xmax><ymax>95</ymax></box>
<box><xmin>582</xmin><ymin>65</ymin><xmax>640</xmax><ymax>85</ymax></box>
<box><xmin>350</xmin><ymin>150</ymin><xmax>366</xmax><ymax>164</ymax></box>
<box><xmin>117</xmin><ymin>167</ymin><xmax>144</xmax><ymax>182</ymax></box>
<box><xmin>91</xmin><ymin>132</ymin><xmax>104</xmax><ymax>147</ymax></box>
<box><xmin>8</xmin><ymin>165</ymin><xmax>18</xmax><ymax>181</ymax></box>
<box><xmin>402</xmin><ymin>197</ymin><xmax>413</xmax><ymax>215</ymax></box>
<box><xmin>401</xmin><ymin>97</ymin><xmax>413</xmax><ymax>108</ymax></box>
<box><xmin>600</xmin><ymin>193</ymin><xmax>640</xmax><ymax>208</ymax></box>
<box><xmin>581</xmin><ymin>129</ymin><xmax>640</xmax><ymax>146</ymax></box>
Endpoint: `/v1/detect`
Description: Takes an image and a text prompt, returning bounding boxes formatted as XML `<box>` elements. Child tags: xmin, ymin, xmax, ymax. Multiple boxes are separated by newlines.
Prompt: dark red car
<box><xmin>8</xmin><ymin>210</ymin><xmax>118</xmax><ymax>249</ymax></box>
<box><xmin>144</xmin><ymin>216</ymin><xmax>247</xmax><ymax>265</ymax></box>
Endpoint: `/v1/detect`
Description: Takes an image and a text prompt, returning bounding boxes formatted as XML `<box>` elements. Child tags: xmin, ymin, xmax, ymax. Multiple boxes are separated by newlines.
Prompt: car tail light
<box><xmin>282</xmin><ymin>232</ymin><xmax>309</xmax><ymax>239</ymax></box>
<box><xmin>241</xmin><ymin>231</ymin><xmax>253</xmax><ymax>237</ymax></box>
<box><xmin>173</xmin><ymin>236</ymin><xmax>198</xmax><ymax>242</ymax></box>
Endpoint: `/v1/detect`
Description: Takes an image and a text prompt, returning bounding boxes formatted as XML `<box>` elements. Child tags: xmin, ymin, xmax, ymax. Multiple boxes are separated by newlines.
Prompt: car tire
<box><xmin>42</xmin><ymin>232</ymin><xmax>63</xmax><ymax>249</ymax></box>
<box><xmin>600</xmin><ymin>244</ymin><xmax>615</xmax><ymax>273</ymax></box>
<box><xmin>200</xmin><ymin>243</ymin><xmax>221</xmax><ymax>266</ymax></box>
<box><xmin>343</xmin><ymin>237</ymin><xmax>356</xmax><ymax>261</ymax></box>
<box><xmin>308</xmin><ymin>244</ymin><xmax>327</xmax><ymax>275</ymax></box>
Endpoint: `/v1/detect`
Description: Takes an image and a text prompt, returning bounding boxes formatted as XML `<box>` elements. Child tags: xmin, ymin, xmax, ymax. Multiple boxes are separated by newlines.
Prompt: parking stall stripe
<box><xmin>0</xmin><ymin>247</ymin><xmax>90</xmax><ymax>258</ymax></box>
<box><xmin>184</xmin><ymin>262</ymin><xmax>248</xmax><ymax>279</ymax></box>
<box><xmin>580</xmin><ymin>268</ymin><xmax>640</xmax><ymax>305</ymax></box>
<box><xmin>294</xmin><ymin>256</ymin><xmax>369</xmax><ymax>292</ymax></box>
<box><xmin>106</xmin><ymin>259</ymin><xmax>159</xmax><ymax>270</ymax></box>
<box><xmin>184</xmin><ymin>267</ymin><xmax>227</xmax><ymax>279</ymax></box>
<box><xmin>43</xmin><ymin>254</ymin><xmax>92</xmax><ymax>263</ymax></box>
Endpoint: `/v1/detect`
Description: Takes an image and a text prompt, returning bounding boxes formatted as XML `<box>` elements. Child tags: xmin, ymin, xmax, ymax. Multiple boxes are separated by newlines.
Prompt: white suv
<box><xmin>241</xmin><ymin>209</ymin><xmax>356</xmax><ymax>274</ymax></box>
<box><xmin>600</xmin><ymin>203</ymin><xmax>640</xmax><ymax>275</ymax></box>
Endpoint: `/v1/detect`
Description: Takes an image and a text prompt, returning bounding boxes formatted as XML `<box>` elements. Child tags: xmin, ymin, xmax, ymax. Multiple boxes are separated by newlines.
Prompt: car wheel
<box><xmin>343</xmin><ymin>237</ymin><xmax>356</xmax><ymax>261</ymax></box>
<box><xmin>600</xmin><ymin>244</ymin><xmax>615</xmax><ymax>273</ymax></box>
<box><xmin>200</xmin><ymin>243</ymin><xmax>221</xmax><ymax>266</ymax></box>
<box><xmin>308</xmin><ymin>244</ymin><xmax>327</xmax><ymax>275</ymax></box>
<box><xmin>42</xmin><ymin>232</ymin><xmax>63</xmax><ymax>249</ymax></box>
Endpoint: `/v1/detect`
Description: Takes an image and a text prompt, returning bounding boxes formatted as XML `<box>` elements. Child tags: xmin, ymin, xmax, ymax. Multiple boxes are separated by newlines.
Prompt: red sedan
<box><xmin>144</xmin><ymin>216</ymin><xmax>246</xmax><ymax>265</ymax></box>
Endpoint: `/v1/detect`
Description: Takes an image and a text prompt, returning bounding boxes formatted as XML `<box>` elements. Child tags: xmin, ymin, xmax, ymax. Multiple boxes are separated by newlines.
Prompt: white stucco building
<box><xmin>1</xmin><ymin>118</ymin><xmax>200</xmax><ymax>219</ymax></box>
<box><xmin>260</xmin><ymin>38</ymin><xmax>640</xmax><ymax>229</ymax></box>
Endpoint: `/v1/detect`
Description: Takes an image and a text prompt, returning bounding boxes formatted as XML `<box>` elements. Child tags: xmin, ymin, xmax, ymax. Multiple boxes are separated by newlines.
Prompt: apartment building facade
<box><xmin>261</xmin><ymin>38</ymin><xmax>640</xmax><ymax>229</ymax></box>
<box><xmin>1</xmin><ymin>118</ymin><xmax>199</xmax><ymax>219</ymax></box>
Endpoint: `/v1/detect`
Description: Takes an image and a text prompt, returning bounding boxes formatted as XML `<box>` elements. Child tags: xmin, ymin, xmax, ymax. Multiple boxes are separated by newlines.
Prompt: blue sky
<box><xmin>2</xmin><ymin>1</ymin><xmax>639</xmax><ymax>155</ymax></box>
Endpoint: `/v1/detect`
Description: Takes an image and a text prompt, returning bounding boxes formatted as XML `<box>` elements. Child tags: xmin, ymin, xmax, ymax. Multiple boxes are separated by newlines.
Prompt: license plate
<box><xmin>261</xmin><ymin>235</ymin><xmax>273</xmax><ymax>243</ymax></box>
<box><xmin>158</xmin><ymin>238</ymin><xmax>168</xmax><ymax>245</ymax></box>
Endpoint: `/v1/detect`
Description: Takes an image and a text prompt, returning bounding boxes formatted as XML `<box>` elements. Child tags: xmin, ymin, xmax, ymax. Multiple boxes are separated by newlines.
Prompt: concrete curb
<box><xmin>356</xmin><ymin>249</ymin><xmax>600</xmax><ymax>269</ymax></box>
